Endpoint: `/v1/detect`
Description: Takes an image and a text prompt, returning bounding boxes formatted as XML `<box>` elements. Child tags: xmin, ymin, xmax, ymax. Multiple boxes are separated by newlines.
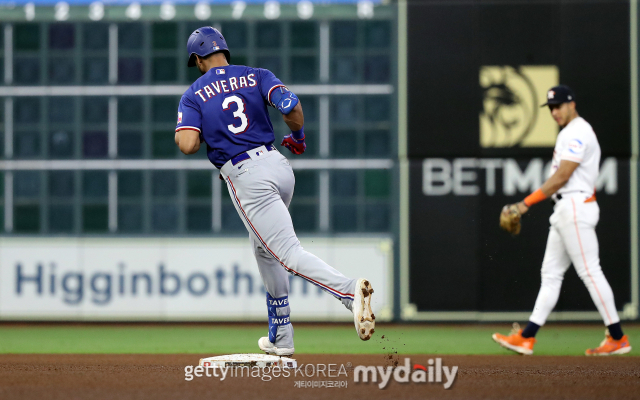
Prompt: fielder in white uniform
<box><xmin>492</xmin><ymin>85</ymin><xmax>631</xmax><ymax>356</ymax></box>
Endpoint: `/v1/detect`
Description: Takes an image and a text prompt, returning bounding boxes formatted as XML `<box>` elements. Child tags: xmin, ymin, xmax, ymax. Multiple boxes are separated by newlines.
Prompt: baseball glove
<box><xmin>500</xmin><ymin>204</ymin><xmax>521</xmax><ymax>235</ymax></box>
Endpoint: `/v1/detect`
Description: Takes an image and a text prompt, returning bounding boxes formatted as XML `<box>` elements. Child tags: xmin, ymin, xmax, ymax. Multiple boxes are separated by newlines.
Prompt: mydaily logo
<box><xmin>354</xmin><ymin>358</ymin><xmax>458</xmax><ymax>389</ymax></box>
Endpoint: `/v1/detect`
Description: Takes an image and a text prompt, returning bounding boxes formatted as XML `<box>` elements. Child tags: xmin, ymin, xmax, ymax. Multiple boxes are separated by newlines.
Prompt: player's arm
<box><xmin>538</xmin><ymin>160</ymin><xmax>580</xmax><ymax>198</ymax></box>
<box><xmin>515</xmin><ymin>160</ymin><xmax>580</xmax><ymax>214</ymax></box>
<box><xmin>175</xmin><ymin>129</ymin><xmax>201</xmax><ymax>155</ymax></box>
<box><xmin>175</xmin><ymin>93</ymin><xmax>203</xmax><ymax>155</ymax></box>
<box><xmin>272</xmin><ymin>88</ymin><xmax>305</xmax><ymax>155</ymax></box>
<box><xmin>283</xmin><ymin>102</ymin><xmax>304</xmax><ymax>131</ymax></box>
<box><xmin>259</xmin><ymin>69</ymin><xmax>306</xmax><ymax>155</ymax></box>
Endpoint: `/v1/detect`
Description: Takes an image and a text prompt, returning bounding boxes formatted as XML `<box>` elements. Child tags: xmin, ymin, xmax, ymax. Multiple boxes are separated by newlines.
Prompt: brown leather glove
<box><xmin>500</xmin><ymin>204</ymin><xmax>521</xmax><ymax>235</ymax></box>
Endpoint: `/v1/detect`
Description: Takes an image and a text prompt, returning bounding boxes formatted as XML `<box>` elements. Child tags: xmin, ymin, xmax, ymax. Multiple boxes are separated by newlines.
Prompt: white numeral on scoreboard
<box><xmin>297</xmin><ymin>1</ymin><xmax>314</xmax><ymax>20</ymax></box>
<box><xmin>24</xmin><ymin>2</ymin><xmax>35</xmax><ymax>21</ymax></box>
<box><xmin>357</xmin><ymin>0</ymin><xmax>374</xmax><ymax>19</ymax></box>
<box><xmin>89</xmin><ymin>2</ymin><xmax>104</xmax><ymax>21</ymax></box>
<box><xmin>160</xmin><ymin>2</ymin><xmax>176</xmax><ymax>20</ymax></box>
<box><xmin>55</xmin><ymin>2</ymin><xmax>69</xmax><ymax>21</ymax></box>
<box><xmin>194</xmin><ymin>2</ymin><xmax>211</xmax><ymax>20</ymax></box>
<box><xmin>125</xmin><ymin>2</ymin><xmax>141</xmax><ymax>20</ymax></box>
<box><xmin>264</xmin><ymin>1</ymin><xmax>280</xmax><ymax>20</ymax></box>
<box><xmin>231</xmin><ymin>1</ymin><xmax>246</xmax><ymax>20</ymax></box>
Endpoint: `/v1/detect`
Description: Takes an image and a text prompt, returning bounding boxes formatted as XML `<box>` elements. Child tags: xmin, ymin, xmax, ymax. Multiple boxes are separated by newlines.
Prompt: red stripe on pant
<box><xmin>571</xmin><ymin>199</ymin><xmax>613</xmax><ymax>325</ymax></box>
<box><xmin>226</xmin><ymin>176</ymin><xmax>354</xmax><ymax>299</ymax></box>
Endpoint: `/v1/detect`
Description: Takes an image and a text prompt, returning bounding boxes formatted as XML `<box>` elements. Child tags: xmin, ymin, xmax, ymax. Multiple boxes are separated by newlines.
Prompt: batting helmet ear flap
<box><xmin>188</xmin><ymin>54</ymin><xmax>198</xmax><ymax>68</ymax></box>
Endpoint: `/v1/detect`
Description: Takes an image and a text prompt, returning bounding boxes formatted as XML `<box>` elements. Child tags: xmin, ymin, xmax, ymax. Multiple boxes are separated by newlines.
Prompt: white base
<box><xmin>199</xmin><ymin>354</ymin><xmax>297</xmax><ymax>369</ymax></box>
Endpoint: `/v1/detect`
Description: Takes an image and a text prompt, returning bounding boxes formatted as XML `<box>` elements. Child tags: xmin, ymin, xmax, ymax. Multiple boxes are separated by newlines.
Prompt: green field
<box><xmin>0</xmin><ymin>323</ymin><xmax>637</xmax><ymax>356</ymax></box>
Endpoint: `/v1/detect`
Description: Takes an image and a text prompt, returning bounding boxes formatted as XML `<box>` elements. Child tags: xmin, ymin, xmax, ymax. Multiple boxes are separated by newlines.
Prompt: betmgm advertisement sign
<box><xmin>406</xmin><ymin>156</ymin><xmax>631</xmax><ymax>318</ymax></box>
<box><xmin>0</xmin><ymin>238</ymin><xmax>392</xmax><ymax>321</ymax></box>
<box><xmin>404</xmin><ymin>1</ymin><xmax>634</xmax><ymax>319</ymax></box>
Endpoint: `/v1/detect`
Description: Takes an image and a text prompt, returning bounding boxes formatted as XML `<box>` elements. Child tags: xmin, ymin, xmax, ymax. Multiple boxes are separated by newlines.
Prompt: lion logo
<box><xmin>480</xmin><ymin>65</ymin><xmax>559</xmax><ymax>148</ymax></box>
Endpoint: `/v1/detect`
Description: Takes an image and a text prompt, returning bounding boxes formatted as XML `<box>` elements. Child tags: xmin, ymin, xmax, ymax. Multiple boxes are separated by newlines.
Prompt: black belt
<box><xmin>230</xmin><ymin>144</ymin><xmax>276</xmax><ymax>166</ymax></box>
<box><xmin>552</xmin><ymin>191</ymin><xmax>590</xmax><ymax>204</ymax></box>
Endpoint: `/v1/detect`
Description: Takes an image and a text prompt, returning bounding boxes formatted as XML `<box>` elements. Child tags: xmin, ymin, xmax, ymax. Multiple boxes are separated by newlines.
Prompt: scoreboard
<box><xmin>0</xmin><ymin>0</ymin><xmax>390</xmax><ymax>22</ymax></box>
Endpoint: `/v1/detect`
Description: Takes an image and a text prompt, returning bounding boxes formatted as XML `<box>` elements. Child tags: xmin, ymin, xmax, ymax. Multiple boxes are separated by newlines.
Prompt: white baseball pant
<box><xmin>529</xmin><ymin>193</ymin><xmax>620</xmax><ymax>326</ymax></box>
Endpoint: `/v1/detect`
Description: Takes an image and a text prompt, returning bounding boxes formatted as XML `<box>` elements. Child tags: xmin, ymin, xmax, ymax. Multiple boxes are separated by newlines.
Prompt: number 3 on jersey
<box><xmin>222</xmin><ymin>95</ymin><xmax>249</xmax><ymax>134</ymax></box>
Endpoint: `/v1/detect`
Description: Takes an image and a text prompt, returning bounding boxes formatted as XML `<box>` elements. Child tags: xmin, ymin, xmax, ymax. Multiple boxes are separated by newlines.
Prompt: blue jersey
<box><xmin>175</xmin><ymin>65</ymin><xmax>286</xmax><ymax>168</ymax></box>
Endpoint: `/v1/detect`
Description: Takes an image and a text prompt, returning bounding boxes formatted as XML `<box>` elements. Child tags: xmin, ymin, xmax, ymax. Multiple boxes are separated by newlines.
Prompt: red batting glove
<box><xmin>281</xmin><ymin>134</ymin><xmax>306</xmax><ymax>155</ymax></box>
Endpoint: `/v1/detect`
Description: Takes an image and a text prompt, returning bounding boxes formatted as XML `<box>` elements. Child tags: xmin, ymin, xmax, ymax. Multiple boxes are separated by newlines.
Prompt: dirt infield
<box><xmin>1</xmin><ymin>354</ymin><xmax>639</xmax><ymax>400</ymax></box>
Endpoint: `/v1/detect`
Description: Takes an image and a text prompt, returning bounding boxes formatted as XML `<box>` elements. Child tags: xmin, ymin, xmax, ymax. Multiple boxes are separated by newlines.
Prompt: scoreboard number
<box><xmin>54</xmin><ymin>1</ymin><xmax>70</xmax><ymax>21</ymax></box>
<box><xmin>263</xmin><ymin>1</ymin><xmax>280</xmax><ymax>20</ymax></box>
<box><xmin>24</xmin><ymin>2</ymin><xmax>36</xmax><ymax>21</ymax></box>
<box><xmin>89</xmin><ymin>2</ymin><xmax>105</xmax><ymax>21</ymax></box>
<box><xmin>231</xmin><ymin>1</ymin><xmax>246</xmax><ymax>20</ymax></box>
<box><xmin>125</xmin><ymin>2</ymin><xmax>142</xmax><ymax>20</ymax></box>
<box><xmin>297</xmin><ymin>1</ymin><xmax>313</xmax><ymax>20</ymax></box>
<box><xmin>194</xmin><ymin>2</ymin><xmax>211</xmax><ymax>20</ymax></box>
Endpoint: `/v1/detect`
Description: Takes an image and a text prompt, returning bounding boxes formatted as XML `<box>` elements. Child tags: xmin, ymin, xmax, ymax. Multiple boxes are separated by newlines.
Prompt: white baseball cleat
<box><xmin>353</xmin><ymin>278</ymin><xmax>375</xmax><ymax>341</ymax></box>
<box><xmin>258</xmin><ymin>337</ymin><xmax>295</xmax><ymax>357</ymax></box>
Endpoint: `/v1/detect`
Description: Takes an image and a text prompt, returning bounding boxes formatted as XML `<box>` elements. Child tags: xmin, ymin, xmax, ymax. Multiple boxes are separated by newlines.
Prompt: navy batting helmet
<box><xmin>187</xmin><ymin>26</ymin><xmax>230</xmax><ymax>67</ymax></box>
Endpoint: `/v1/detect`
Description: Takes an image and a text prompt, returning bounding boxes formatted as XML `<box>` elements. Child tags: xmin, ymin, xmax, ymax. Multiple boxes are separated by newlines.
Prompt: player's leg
<box><xmin>558</xmin><ymin>200</ymin><xmax>620</xmax><ymax>327</ymax></box>
<box><xmin>248</xmin><ymin>161</ymin><xmax>295</xmax><ymax>355</ymax></box>
<box><xmin>252</xmin><ymin>236</ymin><xmax>295</xmax><ymax>356</ymax></box>
<box><xmin>224</xmin><ymin>154</ymin><xmax>357</xmax><ymax>309</ymax></box>
<box><xmin>558</xmin><ymin>199</ymin><xmax>629</xmax><ymax>354</ymax></box>
<box><xmin>528</xmin><ymin>226</ymin><xmax>572</xmax><ymax>327</ymax></box>
<box><xmin>222</xmin><ymin>152</ymin><xmax>374</xmax><ymax>340</ymax></box>
<box><xmin>492</xmin><ymin>226</ymin><xmax>571</xmax><ymax>355</ymax></box>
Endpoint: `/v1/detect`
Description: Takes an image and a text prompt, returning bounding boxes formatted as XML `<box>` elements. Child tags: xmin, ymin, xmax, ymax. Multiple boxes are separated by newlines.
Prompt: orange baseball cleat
<box><xmin>492</xmin><ymin>323</ymin><xmax>536</xmax><ymax>355</ymax></box>
<box><xmin>585</xmin><ymin>330</ymin><xmax>632</xmax><ymax>356</ymax></box>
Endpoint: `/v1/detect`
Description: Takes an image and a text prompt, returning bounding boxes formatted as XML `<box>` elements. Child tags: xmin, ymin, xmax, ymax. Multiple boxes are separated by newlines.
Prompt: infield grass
<box><xmin>0</xmin><ymin>323</ymin><xmax>638</xmax><ymax>356</ymax></box>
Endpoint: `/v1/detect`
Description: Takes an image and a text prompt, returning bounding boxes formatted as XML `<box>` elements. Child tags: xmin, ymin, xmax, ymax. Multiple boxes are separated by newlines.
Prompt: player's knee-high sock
<box><xmin>521</xmin><ymin>322</ymin><xmax>540</xmax><ymax>338</ymax></box>
<box><xmin>267</xmin><ymin>293</ymin><xmax>294</xmax><ymax>348</ymax></box>
<box><xmin>522</xmin><ymin>321</ymin><xmax>540</xmax><ymax>338</ymax></box>
<box><xmin>252</xmin><ymin>237</ymin><xmax>294</xmax><ymax>348</ymax></box>
<box><xmin>607</xmin><ymin>322</ymin><xmax>624</xmax><ymax>340</ymax></box>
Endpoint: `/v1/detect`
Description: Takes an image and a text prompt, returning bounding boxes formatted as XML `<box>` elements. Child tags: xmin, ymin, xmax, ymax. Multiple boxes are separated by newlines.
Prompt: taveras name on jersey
<box><xmin>175</xmin><ymin>65</ymin><xmax>286</xmax><ymax>168</ymax></box>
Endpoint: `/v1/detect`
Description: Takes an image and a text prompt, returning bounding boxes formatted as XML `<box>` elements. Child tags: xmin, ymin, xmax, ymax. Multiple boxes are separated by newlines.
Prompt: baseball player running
<box><xmin>174</xmin><ymin>27</ymin><xmax>375</xmax><ymax>356</ymax></box>
<box><xmin>493</xmin><ymin>85</ymin><xmax>631</xmax><ymax>356</ymax></box>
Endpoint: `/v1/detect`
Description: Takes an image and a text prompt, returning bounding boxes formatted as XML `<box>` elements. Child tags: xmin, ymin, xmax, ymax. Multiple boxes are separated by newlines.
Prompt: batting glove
<box><xmin>281</xmin><ymin>134</ymin><xmax>306</xmax><ymax>155</ymax></box>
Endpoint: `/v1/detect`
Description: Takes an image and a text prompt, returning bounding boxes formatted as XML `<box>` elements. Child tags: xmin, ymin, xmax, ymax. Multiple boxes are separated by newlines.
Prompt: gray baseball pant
<box><xmin>220</xmin><ymin>146</ymin><xmax>356</xmax><ymax>348</ymax></box>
